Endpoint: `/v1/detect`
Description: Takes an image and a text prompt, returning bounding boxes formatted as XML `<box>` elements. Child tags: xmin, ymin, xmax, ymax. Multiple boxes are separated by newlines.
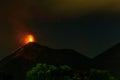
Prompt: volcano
<box><xmin>92</xmin><ymin>43</ymin><xmax>120</xmax><ymax>79</ymax></box>
<box><xmin>0</xmin><ymin>42</ymin><xmax>91</xmax><ymax>80</ymax></box>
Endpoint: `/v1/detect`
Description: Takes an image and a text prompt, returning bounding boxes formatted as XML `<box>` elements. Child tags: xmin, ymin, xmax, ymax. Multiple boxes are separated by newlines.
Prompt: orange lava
<box><xmin>24</xmin><ymin>34</ymin><xmax>35</xmax><ymax>44</ymax></box>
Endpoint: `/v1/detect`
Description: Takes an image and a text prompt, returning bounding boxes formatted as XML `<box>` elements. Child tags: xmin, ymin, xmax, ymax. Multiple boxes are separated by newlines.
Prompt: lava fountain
<box><xmin>24</xmin><ymin>34</ymin><xmax>35</xmax><ymax>44</ymax></box>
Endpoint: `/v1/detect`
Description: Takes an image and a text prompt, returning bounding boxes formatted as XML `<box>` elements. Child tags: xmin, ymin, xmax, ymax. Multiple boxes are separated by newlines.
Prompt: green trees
<box><xmin>26</xmin><ymin>63</ymin><xmax>117</xmax><ymax>80</ymax></box>
<box><xmin>26</xmin><ymin>63</ymin><xmax>81</xmax><ymax>80</ymax></box>
<box><xmin>26</xmin><ymin>64</ymin><xmax>56</xmax><ymax>80</ymax></box>
<box><xmin>84</xmin><ymin>69</ymin><xmax>117</xmax><ymax>80</ymax></box>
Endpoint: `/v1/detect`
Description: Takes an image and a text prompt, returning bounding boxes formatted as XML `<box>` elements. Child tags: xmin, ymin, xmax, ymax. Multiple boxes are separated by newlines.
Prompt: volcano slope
<box><xmin>0</xmin><ymin>42</ymin><xmax>91</xmax><ymax>80</ymax></box>
<box><xmin>92</xmin><ymin>43</ymin><xmax>120</xmax><ymax>79</ymax></box>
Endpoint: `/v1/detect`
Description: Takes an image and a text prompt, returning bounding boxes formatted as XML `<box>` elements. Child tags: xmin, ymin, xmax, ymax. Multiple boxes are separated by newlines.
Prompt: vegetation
<box><xmin>26</xmin><ymin>63</ymin><xmax>117</xmax><ymax>80</ymax></box>
<box><xmin>84</xmin><ymin>69</ymin><xmax>117</xmax><ymax>80</ymax></box>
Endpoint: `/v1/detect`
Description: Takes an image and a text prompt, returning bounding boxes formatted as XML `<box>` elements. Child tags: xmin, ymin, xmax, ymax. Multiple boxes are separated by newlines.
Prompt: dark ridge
<box><xmin>0</xmin><ymin>42</ymin><xmax>51</xmax><ymax>67</ymax></box>
<box><xmin>92</xmin><ymin>43</ymin><xmax>120</xmax><ymax>79</ymax></box>
<box><xmin>94</xmin><ymin>43</ymin><xmax>120</xmax><ymax>59</ymax></box>
<box><xmin>0</xmin><ymin>42</ymin><xmax>91</xmax><ymax>80</ymax></box>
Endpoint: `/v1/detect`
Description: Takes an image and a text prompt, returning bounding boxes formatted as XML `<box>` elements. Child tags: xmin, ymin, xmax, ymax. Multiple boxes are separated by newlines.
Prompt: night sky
<box><xmin>0</xmin><ymin>0</ymin><xmax>120</xmax><ymax>59</ymax></box>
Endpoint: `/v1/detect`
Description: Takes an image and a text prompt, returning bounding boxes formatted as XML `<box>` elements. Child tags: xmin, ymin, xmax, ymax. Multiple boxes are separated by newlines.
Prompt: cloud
<box><xmin>27</xmin><ymin>0</ymin><xmax>120</xmax><ymax>16</ymax></box>
<box><xmin>0</xmin><ymin>0</ymin><xmax>120</xmax><ymax>22</ymax></box>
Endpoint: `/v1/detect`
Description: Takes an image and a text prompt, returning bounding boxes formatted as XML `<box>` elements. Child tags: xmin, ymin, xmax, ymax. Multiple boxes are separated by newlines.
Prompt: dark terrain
<box><xmin>0</xmin><ymin>42</ymin><xmax>91</xmax><ymax>80</ymax></box>
<box><xmin>0</xmin><ymin>42</ymin><xmax>120</xmax><ymax>79</ymax></box>
<box><xmin>92</xmin><ymin>43</ymin><xmax>120</xmax><ymax>79</ymax></box>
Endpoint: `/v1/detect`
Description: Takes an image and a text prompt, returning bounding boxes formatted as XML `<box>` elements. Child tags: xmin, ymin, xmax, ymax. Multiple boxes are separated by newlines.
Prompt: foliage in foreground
<box><xmin>26</xmin><ymin>63</ymin><xmax>117</xmax><ymax>80</ymax></box>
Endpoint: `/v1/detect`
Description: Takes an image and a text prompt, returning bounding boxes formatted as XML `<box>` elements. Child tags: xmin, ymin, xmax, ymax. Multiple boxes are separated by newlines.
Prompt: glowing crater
<box><xmin>24</xmin><ymin>34</ymin><xmax>35</xmax><ymax>44</ymax></box>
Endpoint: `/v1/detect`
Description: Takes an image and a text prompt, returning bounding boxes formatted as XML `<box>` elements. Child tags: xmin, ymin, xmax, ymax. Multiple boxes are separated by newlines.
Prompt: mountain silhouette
<box><xmin>0</xmin><ymin>42</ymin><xmax>91</xmax><ymax>80</ymax></box>
<box><xmin>92</xmin><ymin>43</ymin><xmax>120</xmax><ymax>79</ymax></box>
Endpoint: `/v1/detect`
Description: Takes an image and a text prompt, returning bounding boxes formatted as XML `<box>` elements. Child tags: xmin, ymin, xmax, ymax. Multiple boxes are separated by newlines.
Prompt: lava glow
<box><xmin>24</xmin><ymin>34</ymin><xmax>35</xmax><ymax>44</ymax></box>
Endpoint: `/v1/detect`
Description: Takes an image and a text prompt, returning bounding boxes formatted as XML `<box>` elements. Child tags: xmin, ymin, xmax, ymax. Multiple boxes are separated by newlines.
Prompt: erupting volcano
<box><xmin>24</xmin><ymin>34</ymin><xmax>35</xmax><ymax>44</ymax></box>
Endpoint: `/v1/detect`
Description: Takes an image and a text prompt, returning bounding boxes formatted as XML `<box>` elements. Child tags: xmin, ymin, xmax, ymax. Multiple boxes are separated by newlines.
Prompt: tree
<box><xmin>84</xmin><ymin>69</ymin><xmax>117</xmax><ymax>80</ymax></box>
<box><xmin>26</xmin><ymin>63</ymin><xmax>117</xmax><ymax>80</ymax></box>
<box><xmin>26</xmin><ymin>63</ymin><xmax>81</xmax><ymax>80</ymax></box>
